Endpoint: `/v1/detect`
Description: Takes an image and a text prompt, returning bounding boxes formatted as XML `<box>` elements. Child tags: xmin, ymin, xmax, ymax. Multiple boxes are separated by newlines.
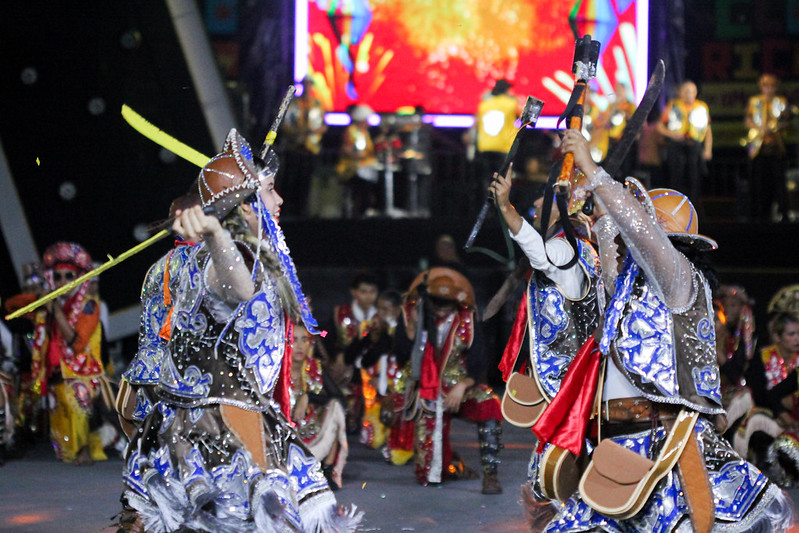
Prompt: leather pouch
<box><xmin>501</xmin><ymin>371</ymin><xmax>547</xmax><ymax>428</ymax></box>
<box><xmin>579</xmin><ymin>410</ymin><xmax>698</xmax><ymax>519</ymax></box>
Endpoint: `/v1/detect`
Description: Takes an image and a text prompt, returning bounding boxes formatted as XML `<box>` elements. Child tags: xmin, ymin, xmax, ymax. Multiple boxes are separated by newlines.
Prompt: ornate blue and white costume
<box><xmin>543</xmin><ymin>167</ymin><xmax>792</xmax><ymax>532</ymax></box>
<box><xmin>122</xmin><ymin>242</ymin><xmax>359</xmax><ymax>532</ymax></box>
<box><xmin>507</xmin><ymin>221</ymin><xmax>604</xmax><ymax>499</ymax></box>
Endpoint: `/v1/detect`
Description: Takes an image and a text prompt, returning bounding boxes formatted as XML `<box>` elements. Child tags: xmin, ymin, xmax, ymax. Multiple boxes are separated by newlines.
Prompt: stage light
<box><xmin>120</xmin><ymin>29</ymin><xmax>142</xmax><ymax>50</ymax></box>
<box><xmin>158</xmin><ymin>147</ymin><xmax>177</xmax><ymax>164</ymax></box>
<box><xmin>21</xmin><ymin>67</ymin><xmax>38</xmax><ymax>85</ymax></box>
<box><xmin>59</xmin><ymin>181</ymin><xmax>77</xmax><ymax>201</ymax></box>
<box><xmin>132</xmin><ymin>223</ymin><xmax>151</xmax><ymax>243</ymax></box>
<box><xmin>88</xmin><ymin>97</ymin><xmax>107</xmax><ymax>116</ymax></box>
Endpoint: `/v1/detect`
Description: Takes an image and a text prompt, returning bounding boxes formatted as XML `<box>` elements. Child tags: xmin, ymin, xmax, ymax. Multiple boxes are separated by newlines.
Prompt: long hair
<box><xmin>222</xmin><ymin>206</ymin><xmax>301</xmax><ymax>321</ymax></box>
<box><xmin>671</xmin><ymin>239</ymin><xmax>719</xmax><ymax>293</ymax></box>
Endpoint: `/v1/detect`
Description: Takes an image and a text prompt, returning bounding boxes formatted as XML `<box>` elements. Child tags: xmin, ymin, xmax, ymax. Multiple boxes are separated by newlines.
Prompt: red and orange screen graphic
<box><xmin>300</xmin><ymin>0</ymin><xmax>646</xmax><ymax>118</ymax></box>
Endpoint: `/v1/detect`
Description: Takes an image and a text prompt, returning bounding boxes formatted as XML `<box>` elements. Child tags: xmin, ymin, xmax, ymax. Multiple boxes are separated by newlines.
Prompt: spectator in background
<box><xmin>657</xmin><ymin>80</ymin><xmax>712</xmax><ymax>206</ymax></box>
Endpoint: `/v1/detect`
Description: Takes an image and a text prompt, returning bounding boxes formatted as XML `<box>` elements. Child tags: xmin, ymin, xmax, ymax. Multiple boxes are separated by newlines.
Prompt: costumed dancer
<box><xmin>29</xmin><ymin>242</ymin><xmax>110</xmax><ymax>465</ymax></box>
<box><xmin>489</xmin><ymin>163</ymin><xmax>604</xmax><ymax>526</ymax></box>
<box><xmin>290</xmin><ymin>323</ymin><xmax>349</xmax><ymax>490</ymax></box>
<box><xmin>117</xmin><ymin>192</ymin><xmax>200</xmax><ymax>439</ymax></box>
<box><xmin>121</xmin><ymin>129</ymin><xmax>361</xmax><ymax>532</ymax></box>
<box><xmin>116</xmin><ymin>191</ymin><xmax>201</xmax><ymax>531</ymax></box>
<box><xmin>331</xmin><ymin>271</ymin><xmax>379</xmax><ymax>436</ymax></box>
<box><xmin>541</xmin><ymin>128</ymin><xmax>792</xmax><ymax>532</ymax></box>
<box><xmin>396</xmin><ymin>267</ymin><xmax>504</xmax><ymax>494</ymax></box>
<box><xmin>345</xmin><ymin>289</ymin><xmax>414</xmax><ymax>465</ymax></box>
<box><xmin>0</xmin><ymin>323</ymin><xmax>15</xmax><ymax>464</ymax></box>
<box><xmin>748</xmin><ymin>312</ymin><xmax>799</xmax><ymax>486</ymax></box>
<box><xmin>713</xmin><ymin>285</ymin><xmax>758</xmax><ymax>448</ymax></box>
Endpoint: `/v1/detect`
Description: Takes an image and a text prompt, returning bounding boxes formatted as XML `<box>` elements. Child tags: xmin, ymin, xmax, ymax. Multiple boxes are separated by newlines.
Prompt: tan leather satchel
<box><xmin>501</xmin><ymin>371</ymin><xmax>547</xmax><ymax>428</ymax></box>
<box><xmin>578</xmin><ymin>409</ymin><xmax>698</xmax><ymax>519</ymax></box>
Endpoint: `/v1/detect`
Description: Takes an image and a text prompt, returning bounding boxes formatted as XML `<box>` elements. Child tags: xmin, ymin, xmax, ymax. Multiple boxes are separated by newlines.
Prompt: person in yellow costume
<box><xmin>745</xmin><ymin>73</ymin><xmax>791</xmax><ymax>222</ymax></box>
<box><xmin>657</xmin><ymin>80</ymin><xmax>713</xmax><ymax>205</ymax></box>
<box><xmin>472</xmin><ymin>79</ymin><xmax>521</xmax><ymax>214</ymax></box>
<box><xmin>30</xmin><ymin>242</ymin><xmax>107</xmax><ymax>464</ymax></box>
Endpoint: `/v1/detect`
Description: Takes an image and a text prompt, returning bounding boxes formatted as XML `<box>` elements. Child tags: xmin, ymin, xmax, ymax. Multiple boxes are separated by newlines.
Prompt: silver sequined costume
<box><xmin>122</xmin><ymin>242</ymin><xmax>360</xmax><ymax>533</ymax></box>
<box><xmin>543</xmin><ymin>168</ymin><xmax>793</xmax><ymax>532</ymax></box>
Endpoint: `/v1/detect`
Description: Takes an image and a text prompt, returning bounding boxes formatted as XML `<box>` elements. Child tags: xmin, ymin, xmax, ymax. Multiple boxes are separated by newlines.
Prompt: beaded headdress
<box><xmin>200</xmin><ymin>128</ymin><xmax>320</xmax><ymax>334</ymax></box>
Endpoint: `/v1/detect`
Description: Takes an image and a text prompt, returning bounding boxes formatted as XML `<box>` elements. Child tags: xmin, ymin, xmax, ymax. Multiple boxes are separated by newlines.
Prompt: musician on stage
<box><xmin>277</xmin><ymin>76</ymin><xmax>328</xmax><ymax>218</ymax></box>
<box><xmin>657</xmin><ymin>80</ymin><xmax>712</xmax><ymax>205</ymax></box>
<box><xmin>745</xmin><ymin>73</ymin><xmax>791</xmax><ymax>222</ymax></box>
<box><xmin>336</xmin><ymin>104</ymin><xmax>380</xmax><ymax>217</ymax></box>
<box><xmin>472</xmin><ymin>79</ymin><xmax>522</xmax><ymax>215</ymax></box>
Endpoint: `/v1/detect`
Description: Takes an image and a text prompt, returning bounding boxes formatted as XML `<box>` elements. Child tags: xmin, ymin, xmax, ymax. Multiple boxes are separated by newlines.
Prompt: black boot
<box><xmin>478</xmin><ymin>419</ymin><xmax>503</xmax><ymax>494</ymax></box>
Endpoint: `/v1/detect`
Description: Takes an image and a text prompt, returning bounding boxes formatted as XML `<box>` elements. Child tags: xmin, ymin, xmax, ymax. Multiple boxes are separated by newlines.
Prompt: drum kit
<box><xmin>372</xmin><ymin>113</ymin><xmax>431</xmax><ymax>218</ymax></box>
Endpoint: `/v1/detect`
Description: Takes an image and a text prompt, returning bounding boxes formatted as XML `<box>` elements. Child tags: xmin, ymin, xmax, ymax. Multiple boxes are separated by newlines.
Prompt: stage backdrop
<box><xmin>295</xmin><ymin>0</ymin><xmax>649</xmax><ymax>123</ymax></box>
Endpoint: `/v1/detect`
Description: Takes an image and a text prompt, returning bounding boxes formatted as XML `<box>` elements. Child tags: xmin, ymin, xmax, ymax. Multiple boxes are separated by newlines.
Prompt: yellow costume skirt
<box><xmin>49</xmin><ymin>379</ymin><xmax>107</xmax><ymax>462</ymax></box>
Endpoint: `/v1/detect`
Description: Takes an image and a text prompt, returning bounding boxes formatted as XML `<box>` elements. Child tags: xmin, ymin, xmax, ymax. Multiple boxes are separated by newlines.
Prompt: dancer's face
<box><xmin>52</xmin><ymin>267</ymin><xmax>77</xmax><ymax>290</ymax></box>
<box><xmin>292</xmin><ymin>326</ymin><xmax>312</xmax><ymax>361</ymax></box>
<box><xmin>777</xmin><ymin>321</ymin><xmax>799</xmax><ymax>356</ymax></box>
<box><xmin>259</xmin><ymin>173</ymin><xmax>283</xmax><ymax>218</ymax></box>
<box><xmin>352</xmin><ymin>283</ymin><xmax>378</xmax><ymax>310</ymax></box>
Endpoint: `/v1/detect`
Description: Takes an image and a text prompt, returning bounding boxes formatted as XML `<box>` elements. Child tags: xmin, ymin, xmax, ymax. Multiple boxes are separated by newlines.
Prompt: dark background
<box><xmin>1</xmin><ymin>0</ymin><xmax>798</xmax><ymax>363</ymax></box>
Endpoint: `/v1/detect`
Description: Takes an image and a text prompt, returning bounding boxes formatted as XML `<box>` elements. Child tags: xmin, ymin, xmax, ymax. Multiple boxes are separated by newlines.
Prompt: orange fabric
<box><xmin>158</xmin><ymin>309</ymin><xmax>174</xmax><ymax>341</ymax></box>
<box><xmin>158</xmin><ymin>250</ymin><xmax>175</xmax><ymax>341</ymax></box>
<box><xmin>70</xmin><ymin>299</ymin><xmax>100</xmax><ymax>353</ymax></box>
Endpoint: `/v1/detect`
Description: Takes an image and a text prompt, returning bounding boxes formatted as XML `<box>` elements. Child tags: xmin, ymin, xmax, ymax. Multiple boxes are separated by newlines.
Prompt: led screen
<box><xmin>296</xmin><ymin>0</ymin><xmax>648</xmax><ymax>126</ymax></box>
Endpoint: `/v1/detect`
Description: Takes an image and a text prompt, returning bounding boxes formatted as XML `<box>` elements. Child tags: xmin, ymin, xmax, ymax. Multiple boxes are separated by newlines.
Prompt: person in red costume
<box><xmin>29</xmin><ymin>241</ymin><xmax>108</xmax><ymax>465</ymax></box>
<box><xmin>395</xmin><ymin>267</ymin><xmax>504</xmax><ymax>494</ymax></box>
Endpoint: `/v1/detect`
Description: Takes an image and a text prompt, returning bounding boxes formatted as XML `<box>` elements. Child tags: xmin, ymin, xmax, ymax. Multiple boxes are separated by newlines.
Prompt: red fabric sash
<box><xmin>498</xmin><ymin>295</ymin><xmax>528</xmax><ymax>382</ymax></box>
<box><xmin>274</xmin><ymin>320</ymin><xmax>294</xmax><ymax>422</ymax></box>
<box><xmin>419</xmin><ymin>344</ymin><xmax>439</xmax><ymax>400</ymax></box>
<box><xmin>532</xmin><ymin>337</ymin><xmax>600</xmax><ymax>456</ymax></box>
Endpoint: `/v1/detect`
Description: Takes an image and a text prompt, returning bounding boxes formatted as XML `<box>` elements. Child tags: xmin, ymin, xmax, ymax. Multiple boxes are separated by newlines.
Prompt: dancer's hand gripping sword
<box><xmin>464</xmin><ymin>96</ymin><xmax>545</xmax><ymax>250</ymax></box>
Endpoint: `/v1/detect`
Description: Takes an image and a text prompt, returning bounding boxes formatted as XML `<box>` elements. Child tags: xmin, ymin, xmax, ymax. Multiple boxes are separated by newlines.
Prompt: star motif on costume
<box><xmin>287</xmin><ymin>444</ymin><xmax>326</xmax><ymax>495</ymax></box>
